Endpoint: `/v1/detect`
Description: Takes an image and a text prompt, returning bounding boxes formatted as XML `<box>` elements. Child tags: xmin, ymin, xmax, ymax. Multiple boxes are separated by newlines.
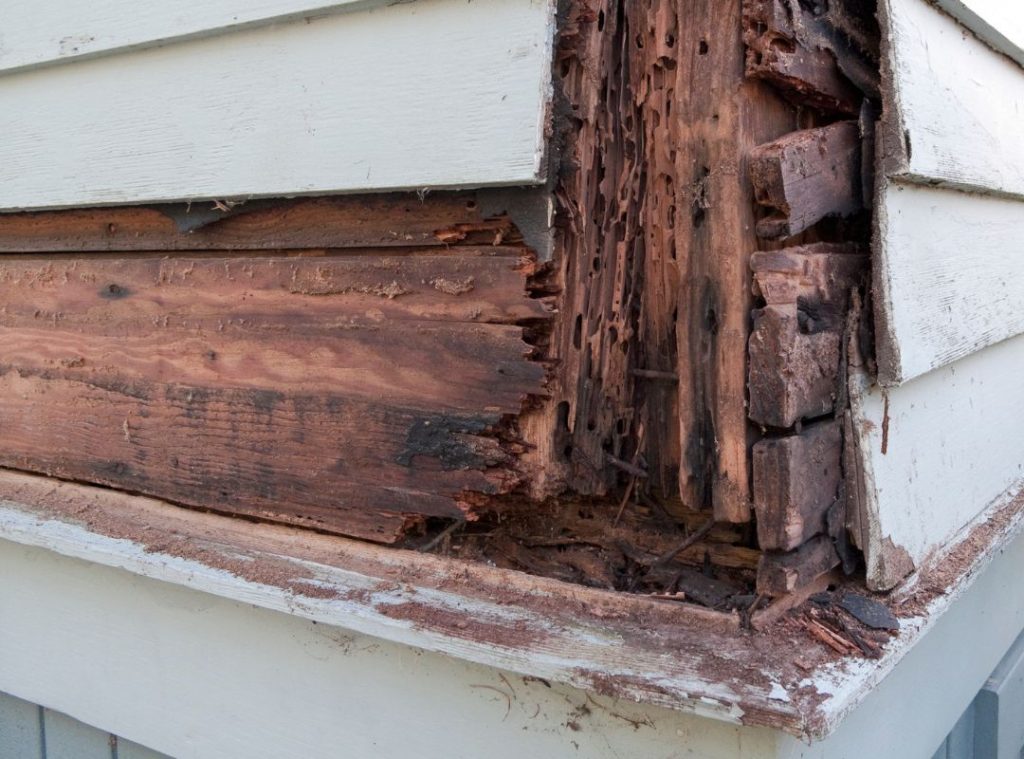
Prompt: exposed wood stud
<box><xmin>750</xmin><ymin>122</ymin><xmax>864</xmax><ymax>239</ymax></box>
<box><xmin>742</xmin><ymin>0</ymin><xmax>880</xmax><ymax>110</ymax></box>
<box><xmin>748</xmin><ymin>243</ymin><xmax>867</xmax><ymax>428</ymax></box>
<box><xmin>757</xmin><ymin>535</ymin><xmax>841</xmax><ymax>596</ymax></box>
<box><xmin>753</xmin><ymin>421</ymin><xmax>843</xmax><ymax>552</ymax></box>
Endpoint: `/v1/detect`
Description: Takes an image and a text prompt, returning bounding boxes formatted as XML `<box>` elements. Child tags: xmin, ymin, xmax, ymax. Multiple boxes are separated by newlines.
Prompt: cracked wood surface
<box><xmin>0</xmin><ymin>199</ymin><xmax>551</xmax><ymax>542</ymax></box>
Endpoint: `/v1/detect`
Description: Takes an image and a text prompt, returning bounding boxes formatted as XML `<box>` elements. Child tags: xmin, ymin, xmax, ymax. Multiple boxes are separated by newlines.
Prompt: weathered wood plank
<box><xmin>753</xmin><ymin>422</ymin><xmax>842</xmax><ymax>552</ymax></box>
<box><xmin>757</xmin><ymin>535</ymin><xmax>840</xmax><ymax>596</ymax></box>
<box><xmin>0</xmin><ymin>0</ymin><xmax>384</xmax><ymax>74</ymax></box>
<box><xmin>748</xmin><ymin>244</ymin><xmax>867</xmax><ymax>427</ymax></box>
<box><xmin>0</xmin><ymin>253</ymin><xmax>548</xmax><ymax>542</ymax></box>
<box><xmin>849</xmin><ymin>333</ymin><xmax>1024</xmax><ymax>590</ymax></box>
<box><xmin>673</xmin><ymin>0</ymin><xmax>800</xmax><ymax>523</ymax></box>
<box><xmin>874</xmin><ymin>183</ymin><xmax>1024</xmax><ymax>385</ymax></box>
<box><xmin>742</xmin><ymin>0</ymin><xmax>872</xmax><ymax>114</ymax></box>
<box><xmin>0</xmin><ymin>194</ymin><xmax>519</xmax><ymax>253</ymax></box>
<box><xmin>0</xmin><ymin>0</ymin><xmax>554</xmax><ymax>210</ymax></box>
<box><xmin>882</xmin><ymin>0</ymin><xmax>1024</xmax><ymax>199</ymax></box>
<box><xmin>750</xmin><ymin>122</ymin><xmax>863</xmax><ymax>239</ymax></box>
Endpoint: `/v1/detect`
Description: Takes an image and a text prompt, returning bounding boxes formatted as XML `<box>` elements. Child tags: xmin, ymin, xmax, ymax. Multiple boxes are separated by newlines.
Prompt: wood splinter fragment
<box><xmin>630</xmin><ymin>369</ymin><xmax>679</xmax><ymax>382</ymax></box>
<box><xmin>652</xmin><ymin>518</ymin><xmax>717</xmax><ymax>568</ymax></box>
<box><xmin>605</xmin><ymin>454</ymin><xmax>649</xmax><ymax>480</ymax></box>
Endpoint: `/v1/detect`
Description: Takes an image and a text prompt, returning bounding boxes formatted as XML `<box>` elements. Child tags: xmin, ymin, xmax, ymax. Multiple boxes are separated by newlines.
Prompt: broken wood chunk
<box><xmin>742</xmin><ymin>0</ymin><xmax>879</xmax><ymax>111</ymax></box>
<box><xmin>757</xmin><ymin>535</ymin><xmax>840</xmax><ymax>596</ymax></box>
<box><xmin>753</xmin><ymin>421</ymin><xmax>843</xmax><ymax>552</ymax></box>
<box><xmin>748</xmin><ymin>244</ymin><xmax>867</xmax><ymax>428</ymax></box>
<box><xmin>750</xmin><ymin>122</ymin><xmax>864</xmax><ymax>239</ymax></box>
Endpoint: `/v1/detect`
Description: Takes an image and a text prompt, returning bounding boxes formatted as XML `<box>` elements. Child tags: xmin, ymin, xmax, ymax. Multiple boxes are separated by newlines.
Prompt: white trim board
<box><xmin>0</xmin><ymin>540</ymin><xmax>775</xmax><ymax>759</ymax></box>
<box><xmin>883</xmin><ymin>0</ymin><xmax>1024</xmax><ymax>199</ymax></box>
<box><xmin>850</xmin><ymin>332</ymin><xmax>1024</xmax><ymax>590</ymax></box>
<box><xmin>874</xmin><ymin>182</ymin><xmax>1024</xmax><ymax>384</ymax></box>
<box><xmin>0</xmin><ymin>0</ymin><xmax>390</xmax><ymax>75</ymax></box>
<box><xmin>0</xmin><ymin>0</ymin><xmax>555</xmax><ymax>211</ymax></box>
<box><xmin>931</xmin><ymin>0</ymin><xmax>1024</xmax><ymax>68</ymax></box>
<box><xmin>1</xmin><ymin>487</ymin><xmax>1023</xmax><ymax>757</ymax></box>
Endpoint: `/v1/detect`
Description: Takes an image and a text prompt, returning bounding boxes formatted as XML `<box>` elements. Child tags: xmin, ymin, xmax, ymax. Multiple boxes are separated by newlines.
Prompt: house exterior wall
<box><xmin>0</xmin><ymin>0</ymin><xmax>556</xmax><ymax>210</ymax></box>
<box><xmin>853</xmin><ymin>0</ymin><xmax>1024</xmax><ymax>589</ymax></box>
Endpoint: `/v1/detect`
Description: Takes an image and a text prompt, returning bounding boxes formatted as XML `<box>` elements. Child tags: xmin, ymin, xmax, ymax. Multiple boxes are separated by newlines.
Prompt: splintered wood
<box><xmin>0</xmin><ymin>197</ymin><xmax>552</xmax><ymax>542</ymax></box>
<box><xmin>743</xmin><ymin>0</ymin><xmax>879</xmax><ymax>597</ymax></box>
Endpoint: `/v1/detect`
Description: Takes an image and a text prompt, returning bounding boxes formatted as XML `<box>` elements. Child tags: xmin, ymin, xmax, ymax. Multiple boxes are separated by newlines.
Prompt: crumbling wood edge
<box><xmin>743</xmin><ymin>0</ymin><xmax>880</xmax><ymax>599</ymax></box>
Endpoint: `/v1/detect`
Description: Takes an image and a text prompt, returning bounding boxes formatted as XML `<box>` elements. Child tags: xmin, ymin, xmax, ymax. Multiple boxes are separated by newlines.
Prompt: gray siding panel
<box><xmin>41</xmin><ymin>709</ymin><xmax>114</xmax><ymax>759</ymax></box>
<box><xmin>0</xmin><ymin>692</ymin><xmax>42</xmax><ymax>759</ymax></box>
<box><xmin>116</xmin><ymin>738</ymin><xmax>172</xmax><ymax>759</ymax></box>
<box><xmin>0</xmin><ymin>692</ymin><xmax>169</xmax><ymax>759</ymax></box>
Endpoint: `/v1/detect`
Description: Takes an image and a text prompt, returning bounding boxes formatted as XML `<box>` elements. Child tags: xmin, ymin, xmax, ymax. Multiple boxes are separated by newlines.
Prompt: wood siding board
<box><xmin>0</xmin><ymin>0</ymin><xmax>555</xmax><ymax>210</ymax></box>
<box><xmin>931</xmin><ymin>0</ymin><xmax>1024</xmax><ymax>67</ymax></box>
<box><xmin>883</xmin><ymin>0</ymin><xmax>1024</xmax><ymax>199</ymax></box>
<box><xmin>849</xmin><ymin>333</ymin><xmax>1024</xmax><ymax>590</ymax></box>
<box><xmin>0</xmin><ymin>0</ymin><xmax>392</xmax><ymax>74</ymax></box>
<box><xmin>674</xmin><ymin>0</ymin><xmax>799</xmax><ymax>521</ymax></box>
<box><xmin>0</xmin><ymin>194</ymin><xmax>526</xmax><ymax>253</ymax></box>
<box><xmin>0</xmin><ymin>239</ymin><xmax>549</xmax><ymax>541</ymax></box>
<box><xmin>874</xmin><ymin>183</ymin><xmax>1024</xmax><ymax>385</ymax></box>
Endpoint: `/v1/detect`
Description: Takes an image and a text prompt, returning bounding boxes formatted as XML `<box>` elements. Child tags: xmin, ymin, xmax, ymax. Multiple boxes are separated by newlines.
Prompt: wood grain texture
<box><xmin>673</xmin><ymin>0</ymin><xmax>799</xmax><ymax>521</ymax></box>
<box><xmin>742</xmin><ymin>0</ymin><xmax>866</xmax><ymax>114</ymax></box>
<box><xmin>849</xmin><ymin>333</ymin><xmax>1024</xmax><ymax>590</ymax></box>
<box><xmin>753</xmin><ymin>421</ymin><xmax>842</xmax><ymax>552</ymax></box>
<box><xmin>757</xmin><ymin>535</ymin><xmax>840</xmax><ymax>596</ymax></box>
<box><xmin>882</xmin><ymin>0</ymin><xmax>1024</xmax><ymax>199</ymax></box>
<box><xmin>0</xmin><ymin>239</ymin><xmax>549</xmax><ymax>542</ymax></box>
<box><xmin>748</xmin><ymin>244</ymin><xmax>867</xmax><ymax>427</ymax></box>
<box><xmin>750</xmin><ymin>122</ymin><xmax>863</xmax><ymax>239</ymax></box>
<box><xmin>0</xmin><ymin>0</ymin><xmax>385</xmax><ymax>74</ymax></box>
<box><xmin>0</xmin><ymin>194</ymin><xmax>521</xmax><ymax>253</ymax></box>
<box><xmin>0</xmin><ymin>0</ymin><xmax>554</xmax><ymax>210</ymax></box>
<box><xmin>874</xmin><ymin>183</ymin><xmax>1024</xmax><ymax>385</ymax></box>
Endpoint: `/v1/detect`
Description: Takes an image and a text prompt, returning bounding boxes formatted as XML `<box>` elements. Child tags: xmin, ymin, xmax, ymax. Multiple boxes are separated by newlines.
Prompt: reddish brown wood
<box><xmin>757</xmin><ymin>535</ymin><xmax>840</xmax><ymax>596</ymax></box>
<box><xmin>743</xmin><ymin>0</ymin><xmax>879</xmax><ymax>111</ymax></box>
<box><xmin>753</xmin><ymin>421</ymin><xmax>843</xmax><ymax>551</ymax></box>
<box><xmin>748</xmin><ymin>243</ymin><xmax>867</xmax><ymax>428</ymax></box>
<box><xmin>750</xmin><ymin>122</ymin><xmax>864</xmax><ymax>239</ymax></box>
<box><xmin>0</xmin><ymin>247</ymin><xmax>549</xmax><ymax>543</ymax></box>
<box><xmin>0</xmin><ymin>194</ymin><xmax>511</xmax><ymax>253</ymax></box>
<box><xmin>672</xmin><ymin>0</ymin><xmax>800</xmax><ymax>523</ymax></box>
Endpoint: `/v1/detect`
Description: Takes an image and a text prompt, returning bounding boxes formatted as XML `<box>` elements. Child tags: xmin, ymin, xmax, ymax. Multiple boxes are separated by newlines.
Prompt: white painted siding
<box><xmin>850</xmin><ymin>334</ymin><xmax>1024</xmax><ymax>589</ymax></box>
<box><xmin>862</xmin><ymin>2</ymin><xmax>1024</xmax><ymax>583</ymax></box>
<box><xmin>874</xmin><ymin>183</ymin><xmax>1024</xmax><ymax>383</ymax></box>
<box><xmin>885</xmin><ymin>0</ymin><xmax>1024</xmax><ymax>199</ymax></box>
<box><xmin>931</xmin><ymin>0</ymin><xmax>1024</xmax><ymax>68</ymax></box>
<box><xmin>0</xmin><ymin>1</ymin><xmax>383</xmax><ymax>74</ymax></box>
<box><xmin>0</xmin><ymin>0</ymin><xmax>555</xmax><ymax>210</ymax></box>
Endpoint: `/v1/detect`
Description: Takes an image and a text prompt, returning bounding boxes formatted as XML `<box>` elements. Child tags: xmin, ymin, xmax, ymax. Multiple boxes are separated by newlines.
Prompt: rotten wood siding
<box><xmin>0</xmin><ymin>197</ymin><xmax>553</xmax><ymax>542</ymax></box>
<box><xmin>742</xmin><ymin>0</ymin><xmax>878</xmax><ymax>594</ymax></box>
<box><xmin>0</xmin><ymin>0</ymin><xmax>555</xmax><ymax>210</ymax></box>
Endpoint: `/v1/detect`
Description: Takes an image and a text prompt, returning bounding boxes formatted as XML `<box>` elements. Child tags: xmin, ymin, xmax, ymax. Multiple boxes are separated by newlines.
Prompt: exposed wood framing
<box><xmin>743</xmin><ymin>0</ymin><xmax>879</xmax><ymax>596</ymax></box>
<box><xmin>750</xmin><ymin>122</ymin><xmax>864</xmax><ymax>239</ymax></box>
<box><xmin>753</xmin><ymin>421</ymin><xmax>842</xmax><ymax>552</ymax></box>
<box><xmin>0</xmin><ymin>195</ymin><xmax>553</xmax><ymax>543</ymax></box>
<box><xmin>743</xmin><ymin>0</ymin><xmax>879</xmax><ymax>110</ymax></box>
<box><xmin>748</xmin><ymin>243</ymin><xmax>867</xmax><ymax>428</ymax></box>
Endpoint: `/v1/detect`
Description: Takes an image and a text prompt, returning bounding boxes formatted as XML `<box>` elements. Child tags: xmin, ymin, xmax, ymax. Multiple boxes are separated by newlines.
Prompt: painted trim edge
<box><xmin>0</xmin><ymin>472</ymin><xmax>1020</xmax><ymax>740</ymax></box>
